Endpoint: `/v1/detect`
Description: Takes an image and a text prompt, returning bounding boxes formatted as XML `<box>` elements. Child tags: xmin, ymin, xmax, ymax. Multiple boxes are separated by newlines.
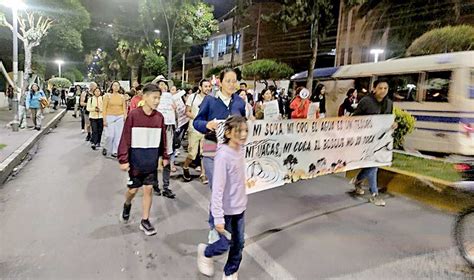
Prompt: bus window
<box><xmin>379</xmin><ymin>74</ymin><xmax>419</xmax><ymax>102</ymax></box>
<box><xmin>424</xmin><ymin>71</ymin><xmax>451</xmax><ymax>102</ymax></box>
<box><xmin>470</xmin><ymin>69</ymin><xmax>474</xmax><ymax>99</ymax></box>
<box><xmin>354</xmin><ymin>77</ymin><xmax>371</xmax><ymax>100</ymax></box>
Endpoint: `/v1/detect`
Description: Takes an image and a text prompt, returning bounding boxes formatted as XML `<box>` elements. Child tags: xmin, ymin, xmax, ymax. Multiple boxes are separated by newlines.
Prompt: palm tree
<box><xmin>117</xmin><ymin>40</ymin><xmax>145</xmax><ymax>83</ymax></box>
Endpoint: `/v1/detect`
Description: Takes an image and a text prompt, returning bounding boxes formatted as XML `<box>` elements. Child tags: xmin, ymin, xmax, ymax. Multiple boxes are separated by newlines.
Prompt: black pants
<box><xmin>90</xmin><ymin>118</ymin><xmax>103</xmax><ymax>145</ymax></box>
<box><xmin>80</xmin><ymin>108</ymin><xmax>85</xmax><ymax>130</ymax></box>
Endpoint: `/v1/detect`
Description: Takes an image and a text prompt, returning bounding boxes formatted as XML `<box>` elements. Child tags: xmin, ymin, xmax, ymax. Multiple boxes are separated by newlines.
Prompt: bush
<box><xmin>242</xmin><ymin>59</ymin><xmax>293</xmax><ymax>81</ymax></box>
<box><xmin>48</xmin><ymin>77</ymin><xmax>72</xmax><ymax>89</ymax></box>
<box><xmin>406</xmin><ymin>25</ymin><xmax>474</xmax><ymax>56</ymax></box>
<box><xmin>393</xmin><ymin>107</ymin><xmax>416</xmax><ymax>149</ymax></box>
<box><xmin>141</xmin><ymin>75</ymin><xmax>156</xmax><ymax>84</ymax></box>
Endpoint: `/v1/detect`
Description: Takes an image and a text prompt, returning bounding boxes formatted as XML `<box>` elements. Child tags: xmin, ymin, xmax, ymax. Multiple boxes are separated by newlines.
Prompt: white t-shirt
<box><xmin>186</xmin><ymin>92</ymin><xmax>205</xmax><ymax>133</ymax></box>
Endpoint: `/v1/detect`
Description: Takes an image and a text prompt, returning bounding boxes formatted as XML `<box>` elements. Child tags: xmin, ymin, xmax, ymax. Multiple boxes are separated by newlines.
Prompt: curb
<box><xmin>0</xmin><ymin>109</ymin><xmax>67</xmax><ymax>185</ymax></box>
<box><xmin>346</xmin><ymin>167</ymin><xmax>474</xmax><ymax>213</ymax></box>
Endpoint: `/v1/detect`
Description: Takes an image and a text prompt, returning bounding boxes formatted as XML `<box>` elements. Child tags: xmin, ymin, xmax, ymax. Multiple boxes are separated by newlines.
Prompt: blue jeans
<box><xmin>205</xmin><ymin>212</ymin><xmax>245</xmax><ymax>276</ymax></box>
<box><xmin>203</xmin><ymin>156</ymin><xmax>214</xmax><ymax>227</ymax></box>
<box><xmin>356</xmin><ymin>167</ymin><xmax>379</xmax><ymax>194</ymax></box>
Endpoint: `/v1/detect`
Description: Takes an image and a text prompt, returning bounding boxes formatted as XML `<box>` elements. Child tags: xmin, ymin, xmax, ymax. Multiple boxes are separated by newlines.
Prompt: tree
<box><xmin>230</xmin><ymin>0</ymin><xmax>252</xmax><ymax>67</ymax></box>
<box><xmin>143</xmin><ymin>39</ymin><xmax>167</xmax><ymax>76</ymax></box>
<box><xmin>344</xmin><ymin>0</ymin><xmax>468</xmax><ymax>57</ymax></box>
<box><xmin>117</xmin><ymin>40</ymin><xmax>145</xmax><ymax>83</ymax></box>
<box><xmin>48</xmin><ymin>77</ymin><xmax>71</xmax><ymax>88</ymax></box>
<box><xmin>242</xmin><ymin>59</ymin><xmax>293</xmax><ymax>87</ymax></box>
<box><xmin>0</xmin><ymin>11</ymin><xmax>53</xmax><ymax>90</ymax></box>
<box><xmin>36</xmin><ymin>0</ymin><xmax>90</xmax><ymax>55</ymax></box>
<box><xmin>266</xmin><ymin>0</ymin><xmax>333</xmax><ymax>91</ymax></box>
<box><xmin>139</xmin><ymin>0</ymin><xmax>218</xmax><ymax>78</ymax></box>
<box><xmin>406</xmin><ymin>25</ymin><xmax>474</xmax><ymax>56</ymax></box>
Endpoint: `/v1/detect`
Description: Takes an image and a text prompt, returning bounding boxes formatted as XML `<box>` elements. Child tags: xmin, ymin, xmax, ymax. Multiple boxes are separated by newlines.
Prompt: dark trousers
<box><xmin>80</xmin><ymin>108</ymin><xmax>85</xmax><ymax>130</ymax></box>
<box><xmin>205</xmin><ymin>212</ymin><xmax>245</xmax><ymax>276</ymax></box>
<box><xmin>90</xmin><ymin>118</ymin><xmax>103</xmax><ymax>145</ymax></box>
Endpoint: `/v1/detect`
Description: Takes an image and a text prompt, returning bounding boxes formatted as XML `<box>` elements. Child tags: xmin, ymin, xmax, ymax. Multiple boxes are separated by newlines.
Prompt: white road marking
<box><xmin>180</xmin><ymin>182</ymin><xmax>296</xmax><ymax>279</ymax></box>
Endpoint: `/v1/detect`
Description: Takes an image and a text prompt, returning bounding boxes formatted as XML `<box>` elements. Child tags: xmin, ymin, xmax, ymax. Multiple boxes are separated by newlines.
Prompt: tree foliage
<box><xmin>35</xmin><ymin>0</ymin><xmax>91</xmax><ymax>55</ymax></box>
<box><xmin>48</xmin><ymin>77</ymin><xmax>71</xmax><ymax>88</ymax></box>
<box><xmin>406</xmin><ymin>25</ymin><xmax>474</xmax><ymax>56</ymax></box>
<box><xmin>266</xmin><ymin>0</ymin><xmax>333</xmax><ymax>90</ymax></box>
<box><xmin>344</xmin><ymin>0</ymin><xmax>469</xmax><ymax>57</ymax></box>
<box><xmin>139</xmin><ymin>0</ymin><xmax>218</xmax><ymax>77</ymax></box>
<box><xmin>205</xmin><ymin>65</ymin><xmax>232</xmax><ymax>78</ymax></box>
<box><xmin>242</xmin><ymin>59</ymin><xmax>293</xmax><ymax>82</ymax></box>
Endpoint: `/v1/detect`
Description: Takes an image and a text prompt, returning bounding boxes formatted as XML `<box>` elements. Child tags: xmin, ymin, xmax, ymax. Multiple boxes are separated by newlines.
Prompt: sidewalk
<box><xmin>0</xmin><ymin>106</ymin><xmax>66</xmax><ymax>184</ymax></box>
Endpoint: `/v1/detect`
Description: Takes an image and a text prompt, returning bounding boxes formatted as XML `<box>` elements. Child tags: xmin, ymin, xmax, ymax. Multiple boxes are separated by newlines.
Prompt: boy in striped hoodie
<box><xmin>118</xmin><ymin>84</ymin><xmax>169</xmax><ymax>236</ymax></box>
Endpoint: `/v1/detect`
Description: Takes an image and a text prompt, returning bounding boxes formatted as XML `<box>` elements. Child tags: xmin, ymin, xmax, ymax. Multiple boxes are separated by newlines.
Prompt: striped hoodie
<box><xmin>118</xmin><ymin>107</ymin><xmax>169</xmax><ymax>174</ymax></box>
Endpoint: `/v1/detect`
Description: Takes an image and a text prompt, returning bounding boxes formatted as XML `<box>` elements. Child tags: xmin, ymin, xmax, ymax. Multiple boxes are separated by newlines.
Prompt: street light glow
<box><xmin>154</xmin><ymin>29</ymin><xmax>160</xmax><ymax>34</ymax></box>
<box><xmin>54</xmin><ymin>59</ymin><xmax>64</xmax><ymax>65</ymax></box>
<box><xmin>108</xmin><ymin>23</ymin><xmax>113</xmax><ymax>28</ymax></box>
<box><xmin>1</xmin><ymin>0</ymin><xmax>26</xmax><ymax>9</ymax></box>
<box><xmin>370</xmin><ymin>48</ymin><xmax>384</xmax><ymax>63</ymax></box>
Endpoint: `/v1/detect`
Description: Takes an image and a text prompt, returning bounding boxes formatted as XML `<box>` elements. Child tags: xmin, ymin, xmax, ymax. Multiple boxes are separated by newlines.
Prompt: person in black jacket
<box><xmin>352</xmin><ymin>79</ymin><xmax>396</xmax><ymax>207</ymax></box>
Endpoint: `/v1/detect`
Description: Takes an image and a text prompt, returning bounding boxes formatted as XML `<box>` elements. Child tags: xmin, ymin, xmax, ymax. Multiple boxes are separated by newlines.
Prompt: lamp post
<box><xmin>370</xmin><ymin>49</ymin><xmax>384</xmax><ymax>63</ymax></box>
<box><xmin>154</xmin><ymin>29</ymin><xmax>160</xmax><ymax>35</ymax></box>
<box><xmin>54</xmin><ymin>59</ymin><xmax>64</xmax><ymax>78</ymax></box>
<box><xmin>2</xmin><ymin>0</ymin><xmax>26</xmax><ymax>132</ymax></box>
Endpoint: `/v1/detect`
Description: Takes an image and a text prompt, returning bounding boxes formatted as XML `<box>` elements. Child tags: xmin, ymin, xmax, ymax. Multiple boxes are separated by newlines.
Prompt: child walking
<box><xmin>197</xmin><ymin>116</ymin><xmax>248</xmax><ymax>280</ymax></box>
<box><xmin>117</xmin><ymin>84</ymin><xmax>169</xmax><ymax>236</ymax></box>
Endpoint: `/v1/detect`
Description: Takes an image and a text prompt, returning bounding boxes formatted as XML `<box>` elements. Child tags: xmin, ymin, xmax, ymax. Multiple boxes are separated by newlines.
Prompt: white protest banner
<box><xmin>263</xmin><ymin>100</ymin><xmax>280</xmax><ymax>121</ymax></box>
<box><xmin>243</xmin><ymin>115</ymin><xmax>394</xmax><ymax>194</ymax></box>
<box><xmin>172</xmin><ymin>91</ymin><xmax>188</xmax><ymax>128</ymax></box>
<box><xmin>157</xmin><ymin>92</ymin><xmax>176</xmax><ymax>125</ymax></box>
<box><xmin>307</xmin><ymin>102</ymin><xmax>320</xmax><ymax>119</ymax></box>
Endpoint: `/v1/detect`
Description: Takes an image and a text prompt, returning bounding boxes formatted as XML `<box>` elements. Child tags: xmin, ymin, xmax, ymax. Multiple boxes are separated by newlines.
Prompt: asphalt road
<box><xmin>1</xmin><ymin>114</ymin><xmax>473</xmax><ymax>279</ymax></box>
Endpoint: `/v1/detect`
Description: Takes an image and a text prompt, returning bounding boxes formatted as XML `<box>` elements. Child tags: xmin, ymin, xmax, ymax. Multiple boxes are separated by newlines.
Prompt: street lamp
<box><xmin>54</xmin><ymin>59</ymin><xmax>64</xmax><ymax>78</ymax></box>
<box><xmin>154</xmin><ymin>29</ymin><xmax>160</xmax><ymax>34</ymax></box>
<box><xmin>2</xmin><ymin>0</ymin><xmax>26</xmax><ymax>132</ymax></box>
<box><xmin>370</xmin><ymin>48</ymin><xmax>384</xmax><ymax>63</ymax></box>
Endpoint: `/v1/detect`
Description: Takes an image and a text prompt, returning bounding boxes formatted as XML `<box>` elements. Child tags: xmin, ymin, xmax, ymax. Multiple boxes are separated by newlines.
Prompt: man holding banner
<box><xmin>352</xmin><ymin>79</ymin><xmax>395</xmax><ymax>207</ymax></box>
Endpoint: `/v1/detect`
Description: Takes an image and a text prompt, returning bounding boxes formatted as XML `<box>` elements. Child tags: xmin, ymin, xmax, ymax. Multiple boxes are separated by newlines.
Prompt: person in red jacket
<box><xmin>128</xmin><ymin>84</ymin><xmax>143</xmax><ymax>113</ymax></box>
<box><xmin>117</xmin><ymin>84</ymin><xmax>169</xmax><ymax>236</ymax></box>
<box><xmin>290</xmin><ymin>87</ymin><xmax>310</xmax><ymax>119</ymax></box>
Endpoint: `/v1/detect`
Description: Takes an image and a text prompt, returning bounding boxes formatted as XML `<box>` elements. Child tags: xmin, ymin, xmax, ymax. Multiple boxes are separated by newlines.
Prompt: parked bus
<box><xmin>291</xmin><ymin>51</ymin><xmax>474</xmax><ymax>155</ymax></box>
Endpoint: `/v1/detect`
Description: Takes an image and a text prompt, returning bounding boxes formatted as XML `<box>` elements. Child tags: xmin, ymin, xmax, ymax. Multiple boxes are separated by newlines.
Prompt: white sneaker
<box><xmin>222</xmin><ymin>272</ymin><xmax>238</xmax><ymax>280</ymax></box>
<box><xmin>197</xmin><ymin>243</ymin><xmax>214</xmax><ymax>276</ymax></box>
<box><xmin>81</xmin><ymin>129</ymin><xmax>85</xmax><ymax>133</ymax></box>
<box><xmin>195</xmin><ymin>166</ymin><xmax>201</xmax><ymax>172</ymax></box>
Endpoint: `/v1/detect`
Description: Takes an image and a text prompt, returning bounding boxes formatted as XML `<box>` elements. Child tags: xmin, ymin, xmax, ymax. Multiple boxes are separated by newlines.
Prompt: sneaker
<box><xmin>85</xmin><ymin>134</ymin><xmax>91</xmax><ymax>141</ymax></box>
<box><xmin>162</xmin><ymin>189</ymin><xmax>176</xmax><ymax>199</ymax></box>
<box><xmin>200</xmin><ymin>175</ymin><xmax>209</xmax><ymax>185</ymax></box>
<box><xmin>195</xmin><ymin>166</ymin><xmax>201</xmax><ymax>172</ymax></box>
<box><xmin>183</xmin><ymin>168</ymin><xmax>192</xmax><ymax>182</ymax></box>
<box><xmin>91</xmin><ymin>143</ymin><xmax>96</xmax><ymax>150</ymax></box>
<box><xmin>197</xmin><ymin>243</ymin><xmax>214</xmax><ymax>276</ymax></box>
<box><xmin>81</xmin><ymin>129</ymin><xmax>85</xmax><ymax>133</ymax></box>
<box><xmin>153</xmin><ymin>187</ymin><xmax>161</xmax><ymax>196</ymax></box>
<box><xmin>351</xmin><ymin>178</ymin><xmax>365</xmax><ymax>195</ymax></box>
<box><xmin>139</xmin><ymin>219</ymin><xmax>157</xmax><ymax>236</ymax></box>
<box><xmin>120</xmin><ymin>203</ymin><xmax>132</xmax><ymax>223</ymax></box>
<box><xmin>111</xmin><ymin>153</ymin><xmax>118</xmax><ymax>158</ymax></box>
<box><xmin>369</xmin><ymin>194</ymin><xmax>386</xmax><ymax>207</ymax></box>
<box><xmin>176</xmin><ymin>150</ymin><xmax>180</xmax><ymax>156</ymax></box>
<box><xmin>72</xmin><ymin>114</ymin><xmax>77</xmax><ymax>118</ymax></box>
<box><xmin>354</xmin><ymin>186</ymin><xmax>365</xmax><ymax>195</ymax></box>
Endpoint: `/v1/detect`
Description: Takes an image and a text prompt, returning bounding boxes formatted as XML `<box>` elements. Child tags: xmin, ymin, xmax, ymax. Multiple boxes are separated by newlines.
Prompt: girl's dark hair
<box><xmin>108</xmin><ymin>81</ymin><xmax>121</xmax><ymax>93</ymax></box>
<box><xmin>223</xmin><ymin>115</ymin><xmax>247</xmax><ymax>144</ymax></box>
<box><xmin>346</xmin><ymin>88</ymin><xmax>356</xmax><ymax>97</ymax></box>
<box><xmin>313</xmin><ymin>84</ymin><xmax>325</xmax><ymax>96</ymax></box>
<box><xmin>219</xmin><ymin>68</ymin><xmax>236</xmax><ymax>82</ymax></box>
<box><xmin>93</xmin><ymin>87</ymin><xmax>102</xmax><ymax>95</ymax></box>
